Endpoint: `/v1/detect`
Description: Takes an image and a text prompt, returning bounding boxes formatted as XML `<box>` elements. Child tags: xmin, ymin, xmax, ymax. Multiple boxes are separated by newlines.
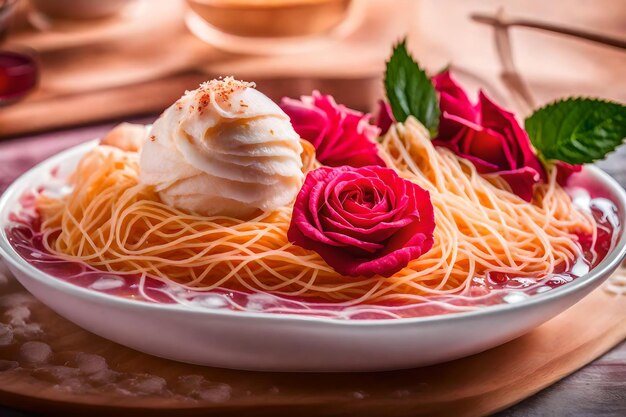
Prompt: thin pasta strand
<box><xmin>37</xmin><ymin>118</ymin><xmax>594</xmax><ymax>305</ymax></box>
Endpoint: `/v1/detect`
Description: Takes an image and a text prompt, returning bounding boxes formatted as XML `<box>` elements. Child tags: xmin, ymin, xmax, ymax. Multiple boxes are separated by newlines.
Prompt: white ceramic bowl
<box><xmin>1</xmin><ymin>141</ymin><xmax>625</xmax><ymax>372</ymax></box>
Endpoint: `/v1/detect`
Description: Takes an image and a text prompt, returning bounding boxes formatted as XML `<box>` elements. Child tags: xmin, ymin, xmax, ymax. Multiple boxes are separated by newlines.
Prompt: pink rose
<box><xmin>432</xmin><ymin>71</ymin><xmax>546</xmax><ymax>201</ymax></box>
<box><xmin>280</xmin><ymin>91</ymin><xmax>385</xmax><ymax>168</ymax></box>
<box><xmin>288</xmin><ymin>165</ymin><xmax>435</xmax><ymax>277</ymax></box>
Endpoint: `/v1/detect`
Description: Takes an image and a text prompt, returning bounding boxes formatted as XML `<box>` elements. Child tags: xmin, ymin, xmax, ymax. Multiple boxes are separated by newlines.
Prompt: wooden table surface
<box><xmin>0</xmin><ymin>118</ymin><xmax>624</xmax><ymax>417</ymax></box>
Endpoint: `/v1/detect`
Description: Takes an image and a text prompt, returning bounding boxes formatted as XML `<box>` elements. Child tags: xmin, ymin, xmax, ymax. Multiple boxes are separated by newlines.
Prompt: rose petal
<box><xmin>435</xmin><ymin>112</ymin><xmax>516</xmax><ymax>172</ymax></box>
<box><xmin>433</xmin><ymin>71</ymin><xmax>480</xmax><ymax>138</ymax></box>
<box><xmin>279</xmin><ymin>97</ymin><xmax>329</xmax><ymax>150</ymax></box>
<box><xmin>323</xmin><ymin>230</ymin><xmax>384</xmax><ymax>254</ymax></box>
<box><xmin>468</xmin><ymin>128</ymin><xmax>516</xmax><ymax>171</ymax></box>
<box><xmin>327</xmin><ymin>112</ymin><xmax>384</xmax><ymax>167</ymax></box>
<box><xmin>280</xmin><ymin>91</ymin><xmax>385</xmax><ymax>168</ymax></box>
<box><xmin>320</xmin><ymin>213</ymin><xmax>413</xmax><ymax>244</ymax></box>
<box><xmin>386</xmin><ymin>186</ymin><xmax>435</xmax><ymax>251</ymax></box>
<box><xmin>290</xmin><ymin>168</ymin><xmax>344</xmax><ymax>247</ymax></box>
<box><xmin>328</xmin><ymin>169</ymin><xmax>401</xmax><ymax>225</ymax></box>
<box><xmin>433</xmin><ymin>71</ymin><xmax>474</xmax><ymax>108</ymax></box>
<box><xmin>459</xmin><ymin>153</ymin><xmax>501</xmax><ymax>172</ymax></box>
<box><xmin>493</xmin><ymin>167</ymin><xmax>542</xmax><ymax>202</ymax></box>
<box><xmin>339</xmin><ymin>243</ymin><xmax>428</xmax><ymax>277</ymax></box>
<box><xmin>477</xmin><ymin>91</ymin><xmax>546</xmax><ymax>181</ymax></box>
<box><xmin>375</xmin><ymin>100</ymin><xmax>395</xmax><ymax>135</ymax></box>
<box><xmin>555</xmin><ymin>161</ymin><xmax>582</xmax><ymax>186</ymax></box>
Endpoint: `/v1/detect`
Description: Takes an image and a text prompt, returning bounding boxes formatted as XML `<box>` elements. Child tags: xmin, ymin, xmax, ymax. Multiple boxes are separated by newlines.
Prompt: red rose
<box><xmin>288</xmin><ymin>165</ymin><xmax>435</xmax><ymax>277</ymax></box>
<box><xmin>555</xmin><ymin>161</ymin><xmax>582</xmax><ymax>186</ymax></box>
<box><xmin>374</xmin><ymin>99</ymin><xmax>394</xmax><ymax>135</ymax></box>
<box><xmin>280</xmin><ymin>91</ymin><xmax>385</xmax><ymax>168</ymax></box>
<box><xmin>432</xmin><ymin>71</ymin><xmax>546</xmax><ymax>201</ymax></box>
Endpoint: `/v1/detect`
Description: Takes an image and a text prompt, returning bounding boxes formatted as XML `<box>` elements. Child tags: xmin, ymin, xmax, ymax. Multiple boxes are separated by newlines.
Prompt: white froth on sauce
<box><xmin>5</xmin><ymin>182</ymin><xmax>622</xmax><ymax>320</ymax></box>
<box><xmin>89</xmin><ymin>276</ymin><xmax>126</xmax><ymax>291</ymax></box>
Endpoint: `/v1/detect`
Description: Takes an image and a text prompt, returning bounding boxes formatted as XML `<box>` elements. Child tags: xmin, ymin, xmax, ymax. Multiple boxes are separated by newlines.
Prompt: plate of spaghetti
<box><xmin>1</xmin><ymin>42</ymin><xmax>625</xmax><ymax>371</ymax></box>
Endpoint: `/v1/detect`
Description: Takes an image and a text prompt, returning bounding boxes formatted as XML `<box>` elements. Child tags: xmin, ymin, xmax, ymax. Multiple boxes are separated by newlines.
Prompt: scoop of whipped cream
<box><xmin>140</xmin><ymin>77</ymin><xmax>304</xmax><ymax>218</ymax></box>
<box><xmin>100</xmin><ymin>123</ymin><xmax>148</xmax><ymax>152</ymax></box>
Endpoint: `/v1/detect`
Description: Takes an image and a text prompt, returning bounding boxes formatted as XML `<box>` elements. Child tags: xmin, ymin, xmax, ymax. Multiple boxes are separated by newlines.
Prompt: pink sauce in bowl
<box><xmin>1</xmin><ymin>141</ymin><xmax>625</xmax><ymax>371</ymax></box>
<box><xmin>5</xmin><ymin>181</ymin><xmax>620</xmax><ymax>320</ymax></box>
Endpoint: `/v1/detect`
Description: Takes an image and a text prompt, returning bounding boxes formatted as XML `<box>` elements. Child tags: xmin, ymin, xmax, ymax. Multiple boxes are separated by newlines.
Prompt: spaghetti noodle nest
<box><xmin>38</xmin><ymin>118</ymin><xmax>594</xmax><ymax>305</ymax></box>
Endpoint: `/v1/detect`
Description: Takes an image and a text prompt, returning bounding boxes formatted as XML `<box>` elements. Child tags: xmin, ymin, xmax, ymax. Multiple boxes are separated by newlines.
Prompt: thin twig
<box><xmin>490</xmin><ymin>8</ymin><xmax>536</xmax><ymax>114</ymax></box>
<box><xmin>471</xmin><ymin>12</ymin><xmax>626</xmax><ymax>50</ymax></box>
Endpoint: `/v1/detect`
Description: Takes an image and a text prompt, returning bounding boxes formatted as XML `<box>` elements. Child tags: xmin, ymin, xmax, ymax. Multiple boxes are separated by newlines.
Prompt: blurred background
<box><xmin>0</xmin><ymin>0</ymin><xmax>624</xmax><ymax>182</ymax></box>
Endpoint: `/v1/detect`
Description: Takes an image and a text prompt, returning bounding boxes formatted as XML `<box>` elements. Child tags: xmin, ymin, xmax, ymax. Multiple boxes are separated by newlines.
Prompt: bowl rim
<box><xmin>1</xmin><ymin>140</ymin><xmax>625</xmax><ymax>327</ymax></box>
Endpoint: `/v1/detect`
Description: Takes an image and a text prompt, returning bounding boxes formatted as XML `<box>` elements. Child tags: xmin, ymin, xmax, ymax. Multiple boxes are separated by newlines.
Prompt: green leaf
<box><xmin>384</xmin><ymin>39</ymin><xmax>440</xmax><ymax>137</ymax></box>
<box><xmin>525</xmin><ymin>98</ymin><xmax>626</xmax><ymax>165</ymax></box>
